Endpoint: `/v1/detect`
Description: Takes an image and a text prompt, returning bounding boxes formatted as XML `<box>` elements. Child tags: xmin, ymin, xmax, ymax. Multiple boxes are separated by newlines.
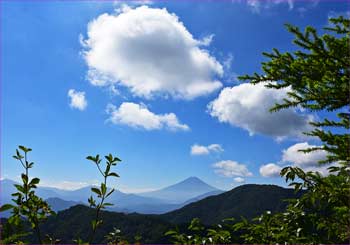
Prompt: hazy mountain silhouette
<box><xmin>0</xmin><ymin>177</ymin><xmax>223</xmax><ymax>215</ymax></box>
<box><xmin>138</xmin><ymin>176</ymin><xmax>220</xmax><ymax>203</ymax></box>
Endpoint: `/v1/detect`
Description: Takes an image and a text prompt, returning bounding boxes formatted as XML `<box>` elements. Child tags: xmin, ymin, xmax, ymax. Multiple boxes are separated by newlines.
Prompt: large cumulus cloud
<box><xmin>82</xmin><ymin>6</ymin><xmax>223</xmax><ymax>99</ymax></box>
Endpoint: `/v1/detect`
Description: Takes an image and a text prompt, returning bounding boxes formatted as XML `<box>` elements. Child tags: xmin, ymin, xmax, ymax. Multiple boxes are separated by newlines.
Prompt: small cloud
<box><xmin>260</xmin><ymin>163</ymin><xmax>282</xmax><ymax>177</ymax></box>
<box><xmin>106</xmin><ymin>102</ymin><xmax>189</xmax><ymax>131</ymax></box>
<box><xmin>328</xmin><ymin>10</ymin><xmax>350</xmax><ymax>20</ymax></box>
<box><xmin>199</xmin><ymin>34</ymin><xmax>215</xmax><ymax>46</ymax></box>
<box><xmin>113</xmin><ymin>0</ymin><xmax>154</xmax><ymax>8</ymax></box>
<box><xmin>191</xmin><ymin>144</ymin><xmax>224</xmax><ymax>155</ymax></box>
<box><xmin>222</xmin><ymin>53</ymin><xmax>238</xmax><ymax>83</ymax></box>
<box><xmin>68</xmin><ymin>89</ymin><xmax>87</xmax><ymax>111</ymax></box>
<box><xmin>118</xmin><ymin>186</ymin><xmax>157</xmax><ymax>193</ymax></box>
<box><xmin>233</xmin><ymin>177</ymin><xmax>245</xmax><ymax>183</ymax></box>
<box><xmin>213</xmin><ymin>160</ymin><xmax>253</xmax><ymax>177</ymax></box>
<box><xmin>247</xmin><ymin>0</ymin><xmax>262</xmax><ymax>13</ymax></box>
<box><xmin>246</xmin><ymin>0</ymin><xmax>295</xmax><ymax>13</ymax></box>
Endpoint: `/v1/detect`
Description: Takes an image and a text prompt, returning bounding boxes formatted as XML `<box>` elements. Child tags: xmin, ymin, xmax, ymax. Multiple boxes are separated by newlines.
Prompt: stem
<box><xmin>88</xmin><ymin>165</ymin><xmax>108</xmax><ymax>244</ymax></box>
<box><xmin>96</xmin><ymin>164</ymin><xmax>105</xmax><ymax>178</ymax></box>
<box><xmin>24</xmin><ymin>152</ymin><xmax>28</xmax><ymax>202</ymax></box>
<box><xmin>34</xmin><ymin>218</ymin><xmax>43</xmax><ymax>244</ymax></box>
<box><xmin>22</xmin><ymin>151</ymin><xmax>43</xmax><ymax>244</ymax></box>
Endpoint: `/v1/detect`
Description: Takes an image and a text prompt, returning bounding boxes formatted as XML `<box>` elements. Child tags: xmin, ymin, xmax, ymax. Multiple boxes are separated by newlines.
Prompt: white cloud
<box><xmin>213</xmin><ymin>160</ymin><xmax>253</xmax><ymax>177</ymax></box>
<box><xmin>39</xmin><ymin>180</ymin><xmax>98</xmax><ymax>190</ymax></box>
<box><xmin>82</xmin><ymin>6</ymin><xmax>223</xmax><ymax>99</ymax></box>
<box><xmin>260</xmin><ymin>142</ymin><xmax>333</xmax><ymax>178</ymax></box>
<box><xmin>119</xmin><ymin>186</ymin><xmax>157</xmax><ymax>194</ymax></box>
<box><xmin>260</xmin><ymin>163</ymin><xmax>282</xmax><ymax>177</ymax></box>
<box><xmin>233</xmin><ymin>177</ymin><xmax>245</xmax><ymax>183</ymax></box>
<box><xmin>191</xmin><ymin>144</ymin><xmax>223</xmax><ymax>155</ymax></box>
<box><xmin>67</xmin><ymin>89</ymin><xmax>87</xmax><ymax>111</ymax></box>
<box><xmin>207</xmin><ymin>83</ymin><xmax>314</xmax><ymax>140</ymax></box>
<box><xmin>282</xmin><ymin>142</ymin><xmax>327</xmax><ymax>168</ymax></box>
<box><xmin>247</xmin><ymin>0</ymin><xmax>262</xmax><ymax>13</ymax></box>
<box><xmin>106</xmin><ymin>102</ymin><xmax>189</xmax><ymax>131</ymax></box>
<box><xmin>328</xmin><ymin>10</ymin><xmax>350</xmax><ymax>20</ymax></box>
<box><xmin>247</xmin><ymin>0</ymin><xmax>294</xmax><ymax>13</ymax></box>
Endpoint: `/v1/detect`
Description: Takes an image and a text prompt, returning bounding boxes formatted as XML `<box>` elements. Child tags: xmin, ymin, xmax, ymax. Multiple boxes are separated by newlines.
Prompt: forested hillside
<box><xmin>1</xmin><ymin>184</ymin><xmax>299</xmax><ymax>244</ymax></box>
<box><xmin>160</xmin><ymin>184</ymin><xmax>302</xmax><ymax>225</ymax></box>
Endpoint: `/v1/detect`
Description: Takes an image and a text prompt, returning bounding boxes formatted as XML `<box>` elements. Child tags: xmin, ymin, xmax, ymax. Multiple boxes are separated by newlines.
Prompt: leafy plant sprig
<box><xmin>86</xmin><ymin>153</ymin><xmax>121</xmax><ymax>244</ymax></box>
<box><xmin>0</xmin><ymin>146</ymin><xmax>55</xmax><ymax>244</ymax></box>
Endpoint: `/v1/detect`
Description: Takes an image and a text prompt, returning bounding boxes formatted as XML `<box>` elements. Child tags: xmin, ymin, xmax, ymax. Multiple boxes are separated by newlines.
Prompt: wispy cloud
<box><xmin>233</xmin><ymin>177</ymin><xmax>245</xmax><ymax>183</ymax></box>
<box><xmin>247</xmin><ymin>0</ymin><xmax>294</xmax><ymax>13</ymax></box>
<box><xmin>191</xmin><ymin>144</ymin><xmax>224</xmax><ymax>156</ymax></box>
<box><xmin>39</xmin><ymin>180</ymin><xmax>99</xmax><ymax>190</ymax></box>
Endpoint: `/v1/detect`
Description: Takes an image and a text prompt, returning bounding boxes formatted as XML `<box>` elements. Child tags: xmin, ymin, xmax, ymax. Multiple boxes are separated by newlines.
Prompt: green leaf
<box><xmin>15</xmin><ymin>149</ymin><xmax>24</xmax><ymax>159</ymax></box>
<box><xmin>91</xmin><ymin>187</ymin><xmax>101</xmax><ymax>196</ymax></box>
<box><xmin>0</xmin><ymin>204</ymin><xmax>14</xmax><ymax>212</ymax></box>
<box><xmin>106</xmin><ymin>188</ymin><xmax>115</xmax><ymax>198</ymax></box>
<box><xmin>105</xmin><ymin>154</ymin><xmax>113</xmax><ymax>163</ymax></box>
<box><xmin>103</xmin><ymin>203</ymin><xmax>114</xmax><ymax>206</ymax></box>
<box><xmin>108</xmin><ymin>172</ymin><xmax>120</xmax><ymax>178</ymax></box>
<box><xmin>19</xmin><ymin>145</ymin><xmax>32</xmax><ymax>153</ymax></box>
<box><xmin>105</xmin><ymin>164</ymin><xmax>111</xmax><ymax>176</ymax></box>
<box><xmin>91</xmin><ymin>220</ymin><xmax>97</xmax><ymax>230</ymax></box>
<box><xmin>21</xmin><ymin>174</ymin><xmax>28</xmax><ymax>184</ymax></box>
<box><xmin>86</xmin><ymin>156</ymin><xmax>96</xmax><ymax>162</ymax></box>
<box><xmin>101</xmin><ymin>183</ymin><xmax>107</xmax><ymax>196</ymax></box>
<box><xmin>14</xmin><ymin>184</ymin><xmax>25</xmax><ymax>193</ymax></box>
<box><xmin>29</xmin><ymin>177</ymin><xmax>40</xmax><ymax>186</ymax></box>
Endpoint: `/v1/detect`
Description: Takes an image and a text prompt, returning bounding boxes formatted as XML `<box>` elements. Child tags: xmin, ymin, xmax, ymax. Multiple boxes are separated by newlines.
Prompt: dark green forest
<box><xmin>1</xmin><ymin>184</ymin><xmax>300</xmax><ymax>243</ymax></box>
<box><xmin>1</xmin><ymin>16</ymin><xmax>349</xmax><ymax>244</ymax></box>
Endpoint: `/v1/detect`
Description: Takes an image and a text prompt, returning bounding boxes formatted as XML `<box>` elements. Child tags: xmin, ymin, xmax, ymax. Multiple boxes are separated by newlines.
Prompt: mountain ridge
<box><xmin>160</xmin><ymin>184</ymin><xmax>303</xmax><ymax>225</ymax></box>
<box><xmin>5</xmin><ymin>184</ymin><xmax>301</xmax><ymax>244</ymax></box>
<box><xmin>0</xmin><ymin>177</ymin><xmax>223</xmax><ymax>214</ymax></box>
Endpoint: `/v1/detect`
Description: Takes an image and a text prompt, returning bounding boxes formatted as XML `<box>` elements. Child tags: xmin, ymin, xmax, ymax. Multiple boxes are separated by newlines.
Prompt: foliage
<box><xmin>86</xmin><ymin>153</ymin><xmax>121</xmax><ymax>244</ymax></box>
<box><xmin>165</xmin><ymin>217</ymin><xmax>238</xmax><ymax>244</ymax></box>
<box><xmin>35</xmin><ymin>205</ymin><xmax>173</xmax><ymax>244</ymax></box>
<box><xmin>105</xmin><ymin>227</ymin><xmax>129</xmax><ymax>245</ymax></box>
<box><xmin>239</xmin><ymin>16</ymin><xmax>349</xmax><ymax>164</ymax></box>
<box><xmin>165</xmin><ymin>15</ymin><xmax>350</xmax><ymax>244</ymax></box>
<box><xmin>237</xmin><ymin>15</ymin><xmax>350</xmax><ymax>243</ymax></box>
<box><xmin>0</xmin><ymin>146</ymin><xmax>55</xmax><ymax>244</ymax></box>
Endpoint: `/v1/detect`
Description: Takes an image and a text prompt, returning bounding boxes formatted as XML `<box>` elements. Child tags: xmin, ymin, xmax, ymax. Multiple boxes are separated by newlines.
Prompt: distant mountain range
<box><xmin>19</xmin><ymin>184</ymin><xmax>301</xmax><ymax>244</ymax></box>
<box><xmin>138</xmin><ymin>176</ymin><xmax>221</xmax><ymax>203</ymax></box>
<box><xmin>0</xmin><ymin>177</ymin><xmax>223</xmax><ymax>215</ymax></box>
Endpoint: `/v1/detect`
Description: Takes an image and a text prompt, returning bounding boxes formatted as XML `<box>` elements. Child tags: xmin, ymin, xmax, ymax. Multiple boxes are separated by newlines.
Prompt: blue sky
<box><xmin>1</xmin><ymin>0</ymin><xmax>348</xmax><ymax>192</ymax></box>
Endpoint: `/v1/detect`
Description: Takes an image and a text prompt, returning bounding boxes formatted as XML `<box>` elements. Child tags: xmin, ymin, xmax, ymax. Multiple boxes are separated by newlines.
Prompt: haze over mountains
<box><xmin>0</xmin><ymin>177</ymin><xmax>223</xmax><ymax>215</ymax></box>
<box><xmin>1</xmin><ymin>178</ymin><xmax>302</xmax><ymax>243</ymax></box>
<box><xmin>139</xmin><ymin>176</ymin><xmax>221</xmax><ymax>203</ymax></box>
<box><xmin>23</xmin><ymin>184</ymin><xmax>300</xmax><ymax>244</ymax></box>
